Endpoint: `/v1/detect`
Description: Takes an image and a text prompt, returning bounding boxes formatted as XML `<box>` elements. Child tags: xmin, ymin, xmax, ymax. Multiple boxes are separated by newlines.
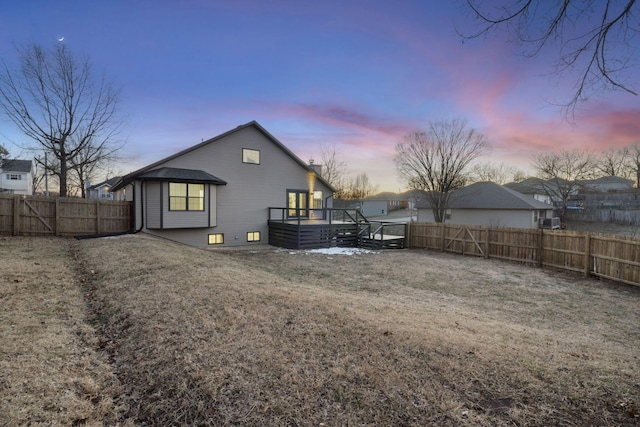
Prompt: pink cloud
<box><xmin>293</xmin><ymin>104</ymin><xmax>414</xmax><ymax>138</ymax></box>
<box><xmin>580</xmin><ymin>106</ymin><xmax>640</xmax><ymax>146</ymax></box>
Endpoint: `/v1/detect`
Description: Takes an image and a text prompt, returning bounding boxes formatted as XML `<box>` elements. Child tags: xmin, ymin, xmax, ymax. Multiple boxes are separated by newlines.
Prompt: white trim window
<box><xmin>242</xmin><ymin>148</ymin><xmax>260</xmax><ymax>165</ymax></box>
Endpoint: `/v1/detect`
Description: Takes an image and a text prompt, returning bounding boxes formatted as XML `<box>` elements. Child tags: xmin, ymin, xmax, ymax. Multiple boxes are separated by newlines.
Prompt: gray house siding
<box><xmin>418</xmin><ymin>208</ymin><xmax>543</xmax><ymax>228</ymax></box>
<box><xmin>124</xmin><ymin>123</ymin><xmax>332</xmax><ymax>247</ymax></box>
<box><xmin>360</xmin><ymin>200</ymin><xmax>388</xmax><ymax>217</ymax></box>
<box><xmin>145</xmin><ymin>182</ymin><xmax>162</xmax><ymax>229</ymax></box>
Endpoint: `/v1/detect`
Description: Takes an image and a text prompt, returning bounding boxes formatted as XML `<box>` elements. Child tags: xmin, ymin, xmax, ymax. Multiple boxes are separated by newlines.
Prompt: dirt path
<box><xmin>0</xmin><ymin>237</ymin><xmax>125</xmax><ymax>426</ymax></box>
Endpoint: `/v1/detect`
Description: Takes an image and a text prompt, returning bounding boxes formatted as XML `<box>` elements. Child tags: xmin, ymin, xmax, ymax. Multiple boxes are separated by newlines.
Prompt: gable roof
<box><xmin>506</xmin><ymin>175</ymin><xmax>635</xmax><ymax>195</ymax></box>
<box><xmin>88</xmin><ymin>176</ymin><xmax>122</xmax><ymax>190</ymax></box>
<box><xmin>504</xmin><ymin>178</ymin><xmax>541</xmax><ymax>194</ymax></box>
<box><xmin>417</xmin><ymin>182</ymin><xmax>554</xmax><ymax>210</ymax></box>
<box><xmin>111</xmin><ymin>121</ymin><xmax>334</xmax><ymax>192</ymax></box>
<box><xmin>581</xmin><ymin>175</ymin><xmax>634</xmax><ymax>187</ymax></box>
<box><xmin>1</xmin><ymin>159</ymin><xmax>32</xmax><ymax>173</ymax></box>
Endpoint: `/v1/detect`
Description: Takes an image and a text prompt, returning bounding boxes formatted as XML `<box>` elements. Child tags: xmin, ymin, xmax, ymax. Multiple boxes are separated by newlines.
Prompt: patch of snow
<box><xmin>276</xmin><ymin>247</ymin><xmax>377</xmax><ymax>256</ymax></box>
<box><xmin>306</xmin><ymin>247</ymin><xmax>375</xmax><ymax>256</ymax></box>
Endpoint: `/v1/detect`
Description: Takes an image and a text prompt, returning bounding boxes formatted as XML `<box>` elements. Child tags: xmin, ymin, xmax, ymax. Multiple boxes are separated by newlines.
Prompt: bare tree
<box><xmin>511</xmin><ymin>169</ymin><xmax>528</xmax><ymax>183</ymax></box>
<box><xmin>0</xmin><ymin>144</ymin><xmax>8</xmax><ymax>158</ymax></box>
<box><xmin>0</xmin><ymin>43</ymin><xmax>124</xmax><ymax>197</ymax></box>
<box><xmin>394</xmin><ymin>118</ymin><xmax>489</xmax><ymax>222</ymax></box>
<box><xmin>470</xmin><ymin>162</ymin><xmax>526</xmax><ymax>184</ymax></box>
<box><xmin>462</xmin><ymin>0</ymin><xmax>639</xmax><ymax>113</ymax></box>
<box><xmin>344</xmin><ymin>172</ymin><xmax>378</xmax><ymax>200</ymax></box>
<box><xmin>69</xmin><ymin>137</ymin><xmax>122</xmax><ymax>198</ymax></box>
<box><xmin>30</xmin><ymin>158</ymin><xmax>48</xmax><ymax>195</ymax></box>
<box><xmin>532</xmin><ymin>150</ymin><xmax>594</xmax><ymax>218</ymax></box>
<box><xmin>317</xmin><ymin>144</ymin><xmax>349</xmax><ymax>199</ymax></box>
<box><xmin>624</xmin><ymin>143</ymin><xmax>640</xmax><ymax>203</ymax></box>
<box><xmin>624</xmin><ymin>142</ymin><xmax>640</xmax><ymax>187</ymax></box>
<box><xmin>595</xmin><ymin>147</ymin><xmax>630</xmax><ymax>178</ymax></box>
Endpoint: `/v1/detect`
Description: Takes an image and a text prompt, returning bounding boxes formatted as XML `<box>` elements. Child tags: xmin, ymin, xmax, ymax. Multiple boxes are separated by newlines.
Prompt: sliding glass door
<box><xmin>287</xmin><ymin>190</ymin><xmax>308</xmax><ymax>218</ymax></box>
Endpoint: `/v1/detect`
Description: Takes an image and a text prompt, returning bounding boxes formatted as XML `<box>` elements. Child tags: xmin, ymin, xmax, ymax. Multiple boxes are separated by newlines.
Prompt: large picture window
<box><xmin>169</xmin><ymin>183</ymin><xmax>204</xmax><ymax>211</ymax></box>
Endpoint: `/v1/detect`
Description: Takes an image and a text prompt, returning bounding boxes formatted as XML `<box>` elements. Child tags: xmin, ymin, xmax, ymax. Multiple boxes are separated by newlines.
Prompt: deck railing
<box><xmin>267</xmin><ymin>207</ymin><xmax>367</xmax><ymax>225</ymax></box>
<box><xmin>357</xmin><ymin>220</ymin><xmax>408</xmax><ymax>249</ymax></box>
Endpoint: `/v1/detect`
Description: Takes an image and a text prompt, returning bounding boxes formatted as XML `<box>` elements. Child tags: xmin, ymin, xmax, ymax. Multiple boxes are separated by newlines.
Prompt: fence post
<box><xmin>406</xmin><ymin>222</ymin><xmax>411</xmax><ymax>248</ymax></box>
<box><xmin>484</xmin><ymin>227</ymin><xmax>490</xmax><ymax>259</ymax></box>
<box><xmin>12</xmin><ymin>195</ymin><xmax>20</xmax><ymax>236</ymax></box>
<box><xmin>583</xmin><ymin>233</ymin><xmax>591</xmax><ymax>277</ymax></box>
<box><xmin>537</xmin><ymin>228</ymin><xmax>543</xmax><ymax>267</ymax></box>
<box><xmin>55</xmin><ymin>198</ymin><xmax>60</xmax><ymax>236</ymax></box>
<box><xmin>96</xmin><ymin>201</ymin><xmax>102</xmax><ymax>234</ymax></box>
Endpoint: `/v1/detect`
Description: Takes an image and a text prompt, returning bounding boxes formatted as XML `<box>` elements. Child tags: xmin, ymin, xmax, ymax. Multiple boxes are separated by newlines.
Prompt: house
<box><xmin>359</xmin><ymin>192</ymin><xmax>409</xmax><ymax>217</ymax></box>
<box><xmin>357</xmin><ymin>190</ymin><xmax>428</xmax><ymax>217</ymax></box>
<box><xmin>580</xmin><ymin>176</ymin><xmax>634</xmax><ymax>192</ymax></box>
<box><xmin>86</xmin><ymin>176</ymin><xmax>123</xmax><ymax>200</ymax></box>
<box><xmin>0</xmin><ymin>159</ymin><xmax>33</xmax><ymax>195</ymax></box>
<box><xmin>504</xmin><ymin>178</ymin><xmax>554</xmax><ymax>205</ymax></box>
<box><xmin>110</xmin><ymin>121</ymin><xmax>334</xmax><ymax>248</ymax></box>
<box><xmin>416</xmin><ymin>181</ymin><xmax>555</xmax><ymax>229</ymax></box>
<box><xmin>506</xmin><ymin>176</ymin><xmax>636</xmax><ymax>210</ymax></box>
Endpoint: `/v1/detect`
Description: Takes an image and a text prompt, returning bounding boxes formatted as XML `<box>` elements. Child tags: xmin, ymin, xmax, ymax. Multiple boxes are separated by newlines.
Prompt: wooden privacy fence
<box><xmin>408</xmin><ymin>222</ymin><xmax>640</xmax><ymax>287</ymax></box>
<box><xmin>0</xmin><ymin>194</ymin><xmax>133</xmax><ymax>237</ymax></box>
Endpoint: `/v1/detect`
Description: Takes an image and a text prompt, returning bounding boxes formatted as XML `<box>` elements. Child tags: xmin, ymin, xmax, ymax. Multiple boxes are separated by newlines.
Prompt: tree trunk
<box><xmin>59</xmin><ymin>148</ymin><xmax>67</xmax><ymax>197</ymax></box>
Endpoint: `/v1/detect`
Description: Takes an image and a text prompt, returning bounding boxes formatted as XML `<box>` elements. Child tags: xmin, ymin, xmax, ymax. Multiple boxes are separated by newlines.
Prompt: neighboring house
<box><xmin>359</xmin><ymin>192</ymin><xmax>409</xmax><ymax>217</ymax></box>
<box><xmin>506</xmin><ymin>176</ymin><xmax>635</xmax><ymax>209</ymax></box>
<box><xmin>110</xmin><ymin>121</ymin><xmax>334</xmax><ymax>248</ymax></box>
<box><xmin>360</xmin><ymin>199</ymin><xmax>388</xmax><ymax>217</ymax></box>
<box><xmin>580</xmin><ymin>176</ymin><xmax>634</xmax><ymax>192</ymax></box>
<box><xmin>504</xmin><ymin>178</ymin><xmax>554</xmax><ymax>205</ymax></box>
<box><xmin>0</xmin><ymin>159</ymin><xmax>33</xmax><ymax>195</ymax></box>
<box><xmin>416</xmin><ymin>181</ymin><xmax>554</xmax><ymax>229</ymax></box>
<box><xmin>86</xmin><ymin>176</ymin><xmax>122</xmax><ymax>200</ymax></box>
<box><xmin>402</xmin><ymin>189</ymin><xmax>428</xmax><ymax>210</ymax></box>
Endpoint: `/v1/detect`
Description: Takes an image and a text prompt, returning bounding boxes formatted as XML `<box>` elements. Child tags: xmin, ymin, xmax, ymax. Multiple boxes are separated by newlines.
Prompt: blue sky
<box><xmin>1</xmin><ymin>0</ymin><xmax>638</xmax><ymax>191</ymax></box>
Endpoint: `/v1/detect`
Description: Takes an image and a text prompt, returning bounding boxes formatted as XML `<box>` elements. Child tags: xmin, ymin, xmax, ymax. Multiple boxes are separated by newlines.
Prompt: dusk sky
<box><xmin>1</xmin><ymin>1</ymin><xmax>638</xmax><ymax>191</ymax></box>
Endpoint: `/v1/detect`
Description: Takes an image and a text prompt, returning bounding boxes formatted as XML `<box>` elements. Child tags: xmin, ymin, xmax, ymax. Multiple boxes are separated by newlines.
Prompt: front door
<box><xmin>288</xmin><ymin>190</ymin><xmax>308</xmax><ymax>218</ymax></box>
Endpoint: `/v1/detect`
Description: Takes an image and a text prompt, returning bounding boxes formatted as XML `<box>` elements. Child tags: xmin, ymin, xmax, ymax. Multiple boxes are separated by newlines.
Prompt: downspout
<box><xmin>134</xmin><ymin>181</ymin><xmax>145</xmax><ymax>233</ymax></box>
<box><xmin>325</xmin><ymin>194</ymin><xmax>333</xmax><ymax>207</ymax></box>
<box><xmin>325</xmin><ymin>194</ymin><xmax>333</xmax><ymax>221</ymax></box>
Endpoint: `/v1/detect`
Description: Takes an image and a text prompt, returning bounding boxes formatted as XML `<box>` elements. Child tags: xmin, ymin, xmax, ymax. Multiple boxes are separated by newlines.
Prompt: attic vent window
<box><xmin>242</xmin><ymin>148</ymin><xmax>260</xmax><ymax>165</ymax></box>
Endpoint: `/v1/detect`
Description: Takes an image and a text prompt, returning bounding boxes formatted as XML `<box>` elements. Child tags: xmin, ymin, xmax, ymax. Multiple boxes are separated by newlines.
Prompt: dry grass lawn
<box><xmin>1</xmin><ymin>233</ymin><xmax>639</xmax><ymax>426</ymax></box>
<box><xmin>0</xmin><ymin>237</ymin><xmax>123</xmax><ymax>426</ymax></box>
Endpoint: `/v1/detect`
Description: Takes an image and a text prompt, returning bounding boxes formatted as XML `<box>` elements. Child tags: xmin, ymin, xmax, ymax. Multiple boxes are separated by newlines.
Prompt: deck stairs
<box><xmin>356</xmin><ymin>218</ymin><xmax>407</xmax><ymax>250</ymax></box>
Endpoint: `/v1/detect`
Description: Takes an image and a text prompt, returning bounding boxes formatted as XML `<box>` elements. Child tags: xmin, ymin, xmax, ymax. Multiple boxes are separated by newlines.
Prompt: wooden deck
<box><xmin>268</xmin><ymin>220</ymin><xmax>359</xmax><ymax>249</ymax></box>
<box><xmin>267</xmin><ymin>208</ymin><xmax>407</xmax><ymax>250</ymax></box>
